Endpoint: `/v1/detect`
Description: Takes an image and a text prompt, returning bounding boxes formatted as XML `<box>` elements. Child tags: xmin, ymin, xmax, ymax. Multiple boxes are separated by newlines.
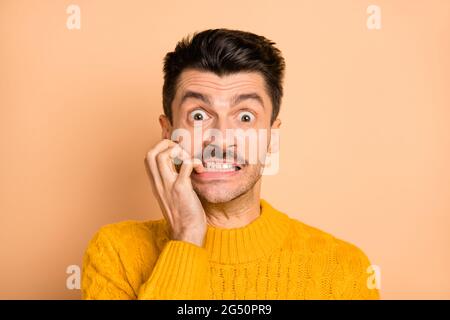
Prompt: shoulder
<box><xmin>82</xmin><ymin>219</ymin><xmax>170</xmax><ymax>298</ymax></box>
<box><xmin>85</xmin><ymin>219</ymin><xmax>169</xmax><ymax>254</ymax></box>
<box><xmin>286</xmin><ymin>217</ymin><xmax>379</xmax><ymax>299</ymax></box>
<box><xmin>287</xmin><ymin>216</ymin><xmax>374</xmax><ymax>270</ymax></box>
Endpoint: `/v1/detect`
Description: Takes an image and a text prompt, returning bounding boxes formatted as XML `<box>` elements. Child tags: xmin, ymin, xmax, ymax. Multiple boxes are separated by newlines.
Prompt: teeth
<box><xmin>203</xmin><ymin>162</ymin><xmax>237</xmax><ymax>172</ymax></box>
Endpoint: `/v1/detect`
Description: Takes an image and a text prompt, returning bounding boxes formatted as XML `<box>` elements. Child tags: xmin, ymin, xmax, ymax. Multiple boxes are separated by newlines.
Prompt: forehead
<box><xmin>174</xmin><ymin>69</ymin><xmax>269</xmax><ymax>103</ymax></box>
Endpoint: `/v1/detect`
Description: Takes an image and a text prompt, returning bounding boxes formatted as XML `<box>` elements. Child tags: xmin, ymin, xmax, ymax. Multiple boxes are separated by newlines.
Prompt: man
<box><xmin>81</xmin><ymin>29</ymin><xmax>380</xmax><ymax>299</ymax></box>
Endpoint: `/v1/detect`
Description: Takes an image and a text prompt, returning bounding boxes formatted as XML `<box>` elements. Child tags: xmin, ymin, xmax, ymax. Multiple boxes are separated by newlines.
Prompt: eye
<box><xmin>189</xmin><ymin>109</ymin><xmax>209</xmax><ymax>121</ymax></box>
<box><xmin>238</xmin><ymin>111</ymin><xmax>255</xmax><ymax>123</ymax></box>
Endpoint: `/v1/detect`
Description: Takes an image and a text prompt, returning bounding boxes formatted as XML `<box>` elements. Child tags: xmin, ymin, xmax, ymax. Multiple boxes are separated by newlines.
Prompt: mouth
<box><xmin>191</xmin><ymin>159</ymin><xmax>244</xmax><ymax>181</ymax></box>
<box><xmin>202</xmin><ymin>160</ymin><xmax>243</xmax><ymax>172</ymax></box>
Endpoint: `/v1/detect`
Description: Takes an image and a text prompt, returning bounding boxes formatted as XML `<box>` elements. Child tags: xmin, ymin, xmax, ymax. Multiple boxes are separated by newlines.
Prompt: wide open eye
<box><xmin>238</xmin><ymin>111</ymin><xmax>255</xmax><ymax>123</ymax></box>
<box><xmin>189</xmin><ymin>109</ymin><xmax>210</xmax><ymax>121</ymax></box>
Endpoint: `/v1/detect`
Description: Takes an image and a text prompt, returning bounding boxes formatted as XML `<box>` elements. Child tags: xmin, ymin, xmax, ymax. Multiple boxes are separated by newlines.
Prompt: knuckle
<box><xmin>156</xmin><ymin>151</ymin><xmax>166</xmax><ymax>162</ymax></box>
<box><xmin>146</xmin><ymin>150</ymin><xmax>154</xmax><ymax>160</ymax></box>
<box><xmin>169</xmin><ymin>146</ymin><xmax>179</xmax><ymax>158</ymax></box>
<box><xmin>172</xmin><ymin>181</ymin><xmax>186</xmax><ymax>193</ymax></box>
<box><xmin>182</xmin><ymin>158</ymin><xmax>192</xmax><ymax>166</ymax></box>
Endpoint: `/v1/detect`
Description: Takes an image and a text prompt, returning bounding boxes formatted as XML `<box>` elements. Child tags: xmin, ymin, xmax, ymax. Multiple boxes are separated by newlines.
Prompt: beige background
<box><xmin>1</xmin><ymin>0</ymin><xmax>449</xmax><ymax>299</ymax></box>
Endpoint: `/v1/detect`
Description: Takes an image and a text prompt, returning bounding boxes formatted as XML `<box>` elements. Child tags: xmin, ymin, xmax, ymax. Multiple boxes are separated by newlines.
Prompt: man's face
<box><xmin>160</xmin><ymin>69</ymin><xmax>280</xmax><ymax>204</ymax></box>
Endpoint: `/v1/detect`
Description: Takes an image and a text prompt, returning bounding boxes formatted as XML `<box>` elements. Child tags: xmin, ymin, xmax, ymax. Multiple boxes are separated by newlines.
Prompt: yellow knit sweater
<box><xmin>82</xmin><ymin>199</ymin><xmax>380</xmax><ymax>300</ymax></box>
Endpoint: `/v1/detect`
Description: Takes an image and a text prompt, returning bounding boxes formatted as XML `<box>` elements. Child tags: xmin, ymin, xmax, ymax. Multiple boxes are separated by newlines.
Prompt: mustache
<box><xmin>194</xmin><ymin>145</ymin><xmax>247</xmax><ymax>165</ymax></box>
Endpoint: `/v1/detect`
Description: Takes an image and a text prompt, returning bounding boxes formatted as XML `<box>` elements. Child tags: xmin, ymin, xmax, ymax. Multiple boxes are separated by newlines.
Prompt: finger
<box><xmin>170</xmin><ymin>143</ymin><xmax>189</xmax><ymax>166</ymax></box>
<box><xmin>146</xmin><ymin>139</ymin><xmax>178</xmax><ymax>185</ymax></box>
<box><xmin>146</xmin><ymin>139</ymin><xmax>177</xmax><ymax>168</ymax></box>
<box><xmin>169</xmin><ymin>145</ymin><xmax>204</xmax><ymax>174</ymax></box>
<box><xmin>156</xmin><ymin>145</ymin><xmax>181</xmax><ymax>187</ymax></box>
<box><xmin>178</xmin><ymin>158</ymin><xmax>204</xmax><ymax>181</ymax></box>
<box><xmin>192</xmin><ymin>158</ymin><xmax>205</xmax><ymax>173</ymax></box>
<box><xmin>156</xmin><ymin>143</ymin><xmax>198</xmax><ymax>184</ymax></box>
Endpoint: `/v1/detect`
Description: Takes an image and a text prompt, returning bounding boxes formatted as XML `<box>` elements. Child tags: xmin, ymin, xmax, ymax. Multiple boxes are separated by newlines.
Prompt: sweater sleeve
<box><xmin>81</xmin><ymin>226</ymin><xmax>137</xmax><ymax>299</ymax></box>
<box><xmin>137</xmin><ymin>240</ymin><xmax>211</xmax><ymax>300</ymax></box>
<box><xmin>81</xmin><ymin>226</ymin><xmax>211</xmax><ymax>300</ymax></box>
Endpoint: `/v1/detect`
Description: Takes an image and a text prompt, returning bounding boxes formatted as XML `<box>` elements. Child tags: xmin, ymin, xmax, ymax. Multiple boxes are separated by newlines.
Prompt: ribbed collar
<box><xmin>204</xmin><ymin>198</ymin><xmax>291</xmax><ymax>265</ymax></box>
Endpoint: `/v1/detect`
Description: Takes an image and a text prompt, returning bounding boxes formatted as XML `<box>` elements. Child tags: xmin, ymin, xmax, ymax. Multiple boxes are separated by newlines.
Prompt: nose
<box><xmin>202</xmin><ymin>117</ymin><xmax>236</xmax><ymax>159</ymax></box>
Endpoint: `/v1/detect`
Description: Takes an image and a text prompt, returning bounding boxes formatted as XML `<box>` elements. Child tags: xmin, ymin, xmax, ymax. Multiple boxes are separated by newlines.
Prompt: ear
<box><xmin>268</xmin><ymin>118</ymin><xmax>281</xmax><ymax>154</ymax></box>
<box><xmin>271</xmin><ymin>118</ymin><xmax>281</xmax><ymax>130</ymax></box>
<box><xmin>159</xmin><ymin>114</ymin><xmax>172</xmax><ymax>140</ymax></box>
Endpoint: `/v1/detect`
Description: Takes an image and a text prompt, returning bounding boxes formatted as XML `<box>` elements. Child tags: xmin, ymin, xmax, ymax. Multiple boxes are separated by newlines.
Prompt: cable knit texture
<box><xmin>82</xmin><ymin>199</ymin><xmax>380</xmax><ymax>300</ymax></box>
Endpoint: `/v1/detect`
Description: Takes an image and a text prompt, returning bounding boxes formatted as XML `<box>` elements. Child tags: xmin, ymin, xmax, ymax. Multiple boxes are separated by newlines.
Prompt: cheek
<box><xmin>169</xmin><ymin>127</ymin><xmax>197</xmax><ymax>155</ymax></box>
<box><xmin>239</xmin><ymin>137</ymin><xmax>269</xmax><ymax>165</ymax></box>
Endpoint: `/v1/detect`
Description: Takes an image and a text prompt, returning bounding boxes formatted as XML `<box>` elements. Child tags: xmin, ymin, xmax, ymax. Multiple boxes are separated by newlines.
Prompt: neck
<box><xmin>202</xmin><ymin>180</ymin><xmax>261</xmax><ymax>229</ymax></box>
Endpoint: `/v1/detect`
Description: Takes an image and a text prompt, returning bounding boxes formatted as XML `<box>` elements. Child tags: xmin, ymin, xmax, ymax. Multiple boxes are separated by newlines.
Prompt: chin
<box><xmin>193</xmin><ymin>178</ymin><xmax>261</xmax><ymax>205</ymax></box>
<box><xmin>194</xmin><ymin>186</ymin><xmax>242</xmax><ymax>204</ymax></box>
<box><xmin>191</xmin><ymin>165</ymin><xmax>263</xmax><ymax>204</ymax></box>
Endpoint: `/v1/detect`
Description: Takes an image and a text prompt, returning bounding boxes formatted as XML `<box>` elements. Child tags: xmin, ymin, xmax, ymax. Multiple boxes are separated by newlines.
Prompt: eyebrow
<box><xmin>180</xmin><ymin>91</ymin><xmax>212</xmax><ymax>106</ymax></box>
<box><xmin>179</xmin><ymin>91</ymin><xmax>265</xmax><ymax>109</ymax></box>
<box><xmin>230</xmin><ymin>93</ymin><xmax>265</xmax><ymax>109</ymax></box>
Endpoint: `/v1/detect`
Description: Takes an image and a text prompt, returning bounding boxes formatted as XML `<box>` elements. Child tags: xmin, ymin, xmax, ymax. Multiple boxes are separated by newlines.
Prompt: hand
<box><xmin>144</xmin><ymin>139</ymin><xmax>207</xmax><ymax>247</ymax></box>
